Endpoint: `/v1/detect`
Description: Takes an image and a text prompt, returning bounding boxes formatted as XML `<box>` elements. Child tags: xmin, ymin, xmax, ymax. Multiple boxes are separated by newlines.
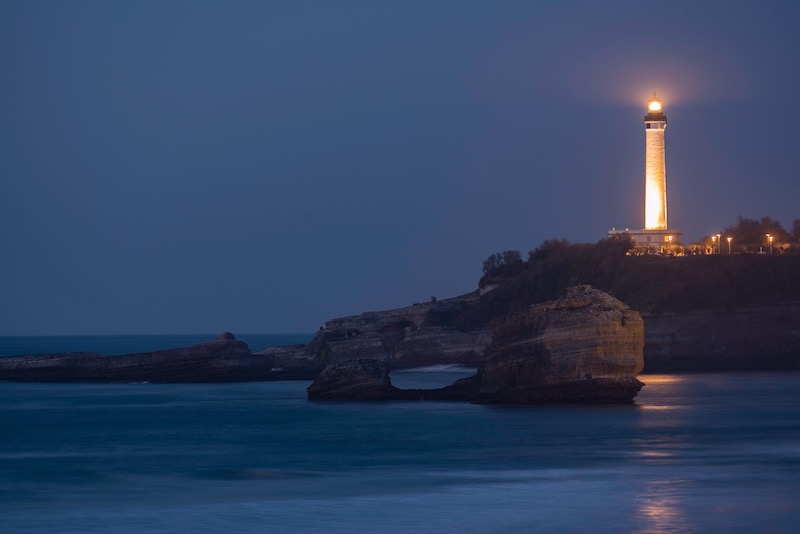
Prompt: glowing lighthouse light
<box><xmin>648</xmin><ymin>99</ymin><xmax>662</xmax><ymax>112</ymax></box>
<box><xmin>644</xmin><ymin>93</ymin><xmax>668</xmax><ymax>230</ymax></box>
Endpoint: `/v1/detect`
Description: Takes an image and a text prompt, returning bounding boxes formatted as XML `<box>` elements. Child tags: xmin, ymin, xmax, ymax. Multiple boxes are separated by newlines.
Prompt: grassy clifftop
<box><xmin>443</xmin><ymin>239</ymin><xmax>800</xmax><ymax>331</ymax></box>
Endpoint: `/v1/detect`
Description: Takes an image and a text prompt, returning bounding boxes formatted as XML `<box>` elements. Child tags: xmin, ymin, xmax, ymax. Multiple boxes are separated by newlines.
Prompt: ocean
<box><xmin>2</xmin><ymin>336</ymin><xmax>800</xmax><ymax>533</ymax></box>
<box><xmin>0</xmin><ymin>333</ymin><xmax>312</xmax><ymax>357</ymax></box>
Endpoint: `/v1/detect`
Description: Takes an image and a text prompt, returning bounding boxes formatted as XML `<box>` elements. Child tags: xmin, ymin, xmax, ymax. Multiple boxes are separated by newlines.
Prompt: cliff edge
<box><xmin>263</xmin><ymin>293</ymin><xmax>491</xmax><ymax>373</ymax></box>
<box><xmin>307</xmin><ymin>286</ymin><xmax>645</xmax><ymax>404</ymax></box>
<box><xmin>473</xmin><ymin>285</ymin><xmax>644</xmax><ymax>403</ymax></box>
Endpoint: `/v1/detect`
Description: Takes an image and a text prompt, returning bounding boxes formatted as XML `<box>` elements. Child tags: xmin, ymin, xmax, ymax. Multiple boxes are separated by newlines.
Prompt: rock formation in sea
<box><xmin>0</xmin><ymin>332</ymin><xmax>274</xmax><ymax>383</ymax></box>
<box><xmin>266</xmin><ymin>292</ymin><xmax>800</xmax><ymax>376</ymax></box>
<box><xmin>307</xmin><ymin>286</ymin><xmax>645</xmax><ymax>404</ymax></box>
<box><xmin>306</xmin><ymin>358</ymin><xmax>475</xmax><ymax>401</ymax></box>
<box><xmin>259</xmin><ymin>293</ymin><xmax>491</xmax><ymax>374</ymax></box>
<box><xmin>476</xmin><ymin>242</ymin><xmax>800</xmax><ymax>373</ymax></box>
<box><xmin>307</xmin><ymin>359</ymin><xmax>399</xmax><ymax>401</ymax></box>
<box><xmin>471</xmin><ymin>285</ymin><xmax>644</xmax><ymax>403</ymax></box>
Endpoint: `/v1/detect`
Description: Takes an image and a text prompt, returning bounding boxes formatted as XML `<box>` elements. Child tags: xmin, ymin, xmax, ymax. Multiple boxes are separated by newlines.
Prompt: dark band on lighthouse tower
<box><xmin>608</xmin><ymin>94</ymin><xmax>682</xmax><ymax>252</ymax></box>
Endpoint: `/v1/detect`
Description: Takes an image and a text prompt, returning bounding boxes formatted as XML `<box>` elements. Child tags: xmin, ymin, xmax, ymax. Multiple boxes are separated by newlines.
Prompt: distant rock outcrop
<box><xmin>256</xmin><ymin>344</ymin><xmax>322</xmax><ymax>380</ymax></box>
<box><xmin>307</xmin><ymin>286</ymin><xmax>645</xmax><ymax>404</ymax></box>
<box><xmin>0</xmin><ymin>333</ymin><xmax>274</xmax><ymax>383</ymax></box>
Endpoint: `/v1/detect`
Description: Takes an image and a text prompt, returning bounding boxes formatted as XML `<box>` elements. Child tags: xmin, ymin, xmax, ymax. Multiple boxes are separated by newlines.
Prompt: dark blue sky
<box><xmin>3</xmin><ymin>1</ymin><xmax>799</xmax><ymax>335</ymax></box>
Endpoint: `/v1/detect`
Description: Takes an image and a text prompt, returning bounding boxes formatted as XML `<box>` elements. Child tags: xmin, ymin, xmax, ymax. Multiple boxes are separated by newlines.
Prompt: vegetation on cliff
<box><xmin>719</xmin><ymin>216</ymin><xmax>800</xmax><ymax>254</ymax></box>
<box><xmin>436</xmin><ymin>218</ymin><xmax>799</xmax><ymax>332</ymax></box>
<box><xmin>476</xmin><ymin>238</ymin><xmax>800</xmax><ymax>321</ymax></box>
<box><xmin>290</xmin><ymin>215</ymin><xmax>800</xmax><ymax>375</ymax></box>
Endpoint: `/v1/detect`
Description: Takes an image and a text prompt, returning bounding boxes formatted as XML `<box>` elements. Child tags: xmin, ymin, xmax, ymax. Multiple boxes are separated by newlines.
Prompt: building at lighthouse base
<box><xmin>608</xmin><ymin>228</ymin><xmax>683</xmax><ymax>254</ymax></box>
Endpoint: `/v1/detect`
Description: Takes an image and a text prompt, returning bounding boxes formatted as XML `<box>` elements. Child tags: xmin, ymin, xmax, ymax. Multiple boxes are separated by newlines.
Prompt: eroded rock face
<box><xmin>303</xmin><ymin>294</ymin><xmax>491</xmax><ymax>369</ymax></box>
<box><xmin>254</xmin><ymin>344</ymin><xmax>322</xmax><ymax>379</ymax></box>
<box><xmin>475</xmin><ymin>285</ymin><xmax>644</xmax><ymax>404</ymax></box>
<box><xmin>307</xmin><ymin>359</ymin><xmax>399</xmax><ymax>401</ymax></box>
<box><xmin>308</xmin><ymin>287</ymin><xmax>645</xmax><ymax>404</ymax></box>
<box><xmin>306</xmin><ymin>358</ymin><xmax>478</xmax><ymax>402</ymax></box>
<box><xmin>644</xmin><ymin>304</ymin><xmax>800</xmax><ymax>372</ymax></box>
<box><xmin>0</xmin><ymin>333</ymin><xmax>274</xmax><ymax>383</ymax></box>
<box><xmin>264</xmin><ymin>284</ymin><xmax>800</xmax><ymax>377</ymax></box>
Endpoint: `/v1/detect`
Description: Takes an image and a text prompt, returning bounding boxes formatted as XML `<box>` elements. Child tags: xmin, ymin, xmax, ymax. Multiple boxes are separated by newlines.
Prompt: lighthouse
<box><xmin>644</xmin><ymin>94</ymin><xmax>667</xmax><ymax>230</ymax></box>
<box><xmin>608</xmin><ymin>94</ymin><xmax>682</xmax><ymax>252</ymax></box>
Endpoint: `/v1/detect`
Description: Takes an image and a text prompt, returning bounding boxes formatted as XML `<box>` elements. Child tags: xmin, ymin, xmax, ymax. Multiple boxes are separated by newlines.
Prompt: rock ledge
<box><xmin>307</xmin><ymin>286</ymin><xmax>645</xmax><ymax>404</ymax></box>
<box><xmin>0</xmin><ymin>333</ymin><xmax>274</xmax><ymax>383</ymax></box>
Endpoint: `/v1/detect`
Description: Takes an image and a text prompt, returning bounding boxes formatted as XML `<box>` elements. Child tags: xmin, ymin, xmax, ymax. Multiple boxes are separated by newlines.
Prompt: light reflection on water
<box><xmin>629</xmin><ymin>373</ymin><xmax>800</xmax><ymax>533</ymax></box>
<box><xmin>2</xmin><ymin>372</ymin><xmax>800</xmax><ymax>532</ymax></box>
<box><xmin>635</xmin><ymin>479</ymin><xmax>692</xmax><ymax>534</ymax></box>
<box><xmin>639</xmin><ymin>374</ymin><xmax>687</xmax><ymax>384</ymax></box>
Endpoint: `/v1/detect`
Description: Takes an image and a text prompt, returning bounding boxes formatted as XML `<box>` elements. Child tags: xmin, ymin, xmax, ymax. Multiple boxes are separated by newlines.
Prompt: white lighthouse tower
<box><xmin>609</xmin><ymin>94</ymin><xmax>682</xmax><ymax>252</ymax></box>
<box><xmin>644</xmin><ymin>94</ymin><xmax>668</xmax><ymax>230</ymax></box>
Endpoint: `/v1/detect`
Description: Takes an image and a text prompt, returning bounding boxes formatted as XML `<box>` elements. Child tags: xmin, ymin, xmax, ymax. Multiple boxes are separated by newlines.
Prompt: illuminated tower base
<box><xmin>609</xmin><ymin>94</ymin><xmax>682</xmax><ymax>252</ymax></box>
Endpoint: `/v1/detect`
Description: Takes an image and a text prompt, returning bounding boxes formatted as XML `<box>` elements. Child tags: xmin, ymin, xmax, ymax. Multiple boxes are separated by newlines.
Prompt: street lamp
<box><xmin>711</xmin><ymin>235</ymin><xmax>716</xmax><ymax>255</ymax></box>
<box><xmin>767</xmin><ymin>234</ymin><xmax>773</xmax><ymax>254</ymax></box>
<box><xmin>727</xmin><ymin>236</ymin><xmax>732</xmax><ymax>254</ymax></box>
<box><xmin>716</xmin><ymin>234</ymin><xmax>721</xmax><ymax>255</ymax></box>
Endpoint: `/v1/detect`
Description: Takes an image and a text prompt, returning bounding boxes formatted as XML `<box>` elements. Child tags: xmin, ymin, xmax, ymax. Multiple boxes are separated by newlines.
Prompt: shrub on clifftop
<box><xmin>476</xmin><ymin>236</ymin><xmax>800</xmax><ymax>322</ymax></box>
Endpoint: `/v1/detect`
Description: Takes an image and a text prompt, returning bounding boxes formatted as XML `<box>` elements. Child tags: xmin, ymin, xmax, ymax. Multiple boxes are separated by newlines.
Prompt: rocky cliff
<box><xmin>307</xmin><ymin>286</ymin><xmax>645</xmax><ymax>404</ymax></box>
<box><xmin>472</xmin><ymin>285</ymin><xmax>644</xmax><ymax>403</ymax></box>
<box><xmin>307</xmin><ymin>359</ymin><xmax>399</xmax><ymax>401</ymax></box>
<box><xmin>306</xmin><ymin>358</ymin><xmax>477</xmax><ymax>401</ymax></box>
<box><xmin>643</xmin><ymin>304</ymin><xmax>800</xmax><ymax>372</ymax></box>
<box><xmin>270</xmin><ymin>293</ymin><xmax>491</xmax><ymax>370</ymax></box>
<box><xmin>0</xmin><ymin>333</ymin><xmax>275</xmax><ymax>383</ymax></box>
<box><xmin>271</xmin><ymin>297</ymin><xmax>800</xmax><ymax>375</ymax></box>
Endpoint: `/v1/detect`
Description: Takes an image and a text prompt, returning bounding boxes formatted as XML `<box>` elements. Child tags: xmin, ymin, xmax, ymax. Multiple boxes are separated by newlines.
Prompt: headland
<box><xmin>3</xmin><ymin>236</ymin><xmax>799</xmax><ymax>390</ymax></box>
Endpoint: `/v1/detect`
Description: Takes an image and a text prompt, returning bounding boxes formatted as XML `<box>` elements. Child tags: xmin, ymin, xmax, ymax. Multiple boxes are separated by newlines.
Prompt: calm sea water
<box><xmin>2</xmin><ymin>337</ymin><xmax>800</xmax><ymax>533</ymax></box>
<box><xmin>0</xmin><ymin>334</ymin><xmax>313</xmax><ymax>356</ymax></box>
